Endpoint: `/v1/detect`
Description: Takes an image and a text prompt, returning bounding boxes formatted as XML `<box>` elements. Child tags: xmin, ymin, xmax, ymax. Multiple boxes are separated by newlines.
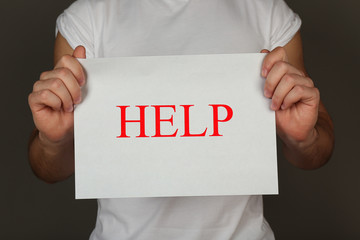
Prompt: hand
<box><xmin>28</xmin><ymin>46</ymin><xmax>86</xmax><ymax>143</ymax></box>
<box><xmin>261</xmin><ymin>47</ymin><xmax>320</xmax><ymax>146</ymax></box>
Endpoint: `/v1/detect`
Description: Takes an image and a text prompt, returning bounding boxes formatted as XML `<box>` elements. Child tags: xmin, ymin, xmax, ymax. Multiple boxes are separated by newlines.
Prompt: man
<box><xmin>28</xmin><ymin>0</ymin><xmax>334</xmax><ymax>239</ymax></box>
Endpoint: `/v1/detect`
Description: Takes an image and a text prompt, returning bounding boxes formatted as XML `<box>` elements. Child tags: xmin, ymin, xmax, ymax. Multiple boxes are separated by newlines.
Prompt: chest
<box><xmin>92</xmin><ymin>0</ymin><xmax>268</xmax><ymax>57</ymax></box>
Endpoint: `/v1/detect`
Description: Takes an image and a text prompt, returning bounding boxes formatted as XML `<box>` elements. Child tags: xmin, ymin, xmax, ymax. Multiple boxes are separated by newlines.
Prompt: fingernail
<box><xmin>75</xmin><ymin>95</ymin><xmax>82</xmax><ymax>104</ymax></box>
<box><xmin>271</xmin><ymin>102</ymin><xmax>277</xmax><ymax>110</ymax></box>
<box><xmin>281</xmin><ymin>104</ymin><xmax>285</xmax><ymax>110</ymax></box>
<box><xmin>264</xmin><ymin>90</ymin><xmax>271</xmax><ymax>98</ymax></box>
<box><xmin>262</xmin><ymin>68</ymin><xmax>268</xmax><ymax>77</ymax></box>
<box><xmin>67</xmin><ymin>105</ymin><xmax>74</xmax><ymax>112</ymax></box>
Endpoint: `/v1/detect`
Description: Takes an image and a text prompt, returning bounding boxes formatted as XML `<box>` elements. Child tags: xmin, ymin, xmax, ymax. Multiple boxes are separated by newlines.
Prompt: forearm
<box><xmin>281</xmin><ymin>105</ymin><xmax>334</xmax><ymax>169</ymax></box>
<box><xmin>28</xmin><ymin>128</ymin><xmax>75</xmax><ymax>183</ymax></box>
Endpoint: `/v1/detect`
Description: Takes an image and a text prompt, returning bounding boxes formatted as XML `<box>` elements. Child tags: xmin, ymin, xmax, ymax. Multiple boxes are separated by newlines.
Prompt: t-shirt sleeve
<box><xmin>56</xmin><ymin>0</ymin><xmax>94</xmax><ymax>58</ymax></box>
<box><xmin>269</xmin><ymin>0</ymin><xmax>301</xmax><ymax>49</ymax></box>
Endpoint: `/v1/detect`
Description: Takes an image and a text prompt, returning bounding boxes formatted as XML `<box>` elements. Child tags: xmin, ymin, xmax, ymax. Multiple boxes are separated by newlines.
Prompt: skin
<box><xmin>262</xmin><ymin>32</ymin><xmax>334</xmax><ymax>169</ymax></box>
<box><xmin>28</xmin><ymin>33</ymin><xmax>85</xmax><ymax>183</ymax></box>
<box><xmin>28</xmin><ymin>31</ymin><xmax>334</xmax><ymax>183</ymax></box>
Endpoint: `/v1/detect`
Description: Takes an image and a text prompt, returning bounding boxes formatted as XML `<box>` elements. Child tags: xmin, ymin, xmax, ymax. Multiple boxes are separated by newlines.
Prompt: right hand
<box><xmin>28</xmin><ymin>46</ymin><xmax>86</xmax><ymax>143</ymax></box>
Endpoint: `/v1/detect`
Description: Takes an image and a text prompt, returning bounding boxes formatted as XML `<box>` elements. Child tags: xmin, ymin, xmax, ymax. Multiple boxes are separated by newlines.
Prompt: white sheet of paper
<box><xmin>75</xmin><ymin>53</ymin><xmax>278</xmax><ymax>199</ymax></box>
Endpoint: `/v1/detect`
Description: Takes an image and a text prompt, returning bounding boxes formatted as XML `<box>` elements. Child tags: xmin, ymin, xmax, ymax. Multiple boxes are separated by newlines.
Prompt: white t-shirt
<box><xmin>56</xmin><ymin>0</ymin><xmax>301</xmax><ymax>239</ymax></box>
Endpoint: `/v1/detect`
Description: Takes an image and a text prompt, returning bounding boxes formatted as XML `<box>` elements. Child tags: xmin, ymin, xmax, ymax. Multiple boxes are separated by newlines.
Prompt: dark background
<box><xmin>1</xmin><ymin>0</ymin><xmax>359</xmax><ymax>239</ymax></box>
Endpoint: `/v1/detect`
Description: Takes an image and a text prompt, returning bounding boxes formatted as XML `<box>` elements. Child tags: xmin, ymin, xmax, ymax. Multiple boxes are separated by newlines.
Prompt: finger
<box><xmin>271</xmin><ymin>74</ymin><xmax>314</xmax><ymax>110</ymax></box>
<box><xmin>33</xmin><ymin>79</ymin><xmax>74</xmax><ymax>112</ymax></box>
<box><xmin>260</xmin><ymin>49</ymin><xmax>270</xmax><ymax>53</ymax></box>
<box><xmin>73</xmin><ymin>45</ymin><xmax>86</xmax><ymax>59</ymax></box>
<box><xmin>39</xmin><ymin>68</ymin><xmax>82</xmax><ymax>105</ymax></box>
<box><xmin>281</xmin><ymin>85</ymin><xmax>320</xmax><ymax>110</ymax></box>
<box><xmin>28</xmin><ymin>89</ymin><xmax>62</xmax><ymax>112</ymax></box>
<box><xmin>261</xmin><ymin>47</ymin><xmax>288</xmax><ymax>78</ymax></box>
<box><xmin>54</xmin><ymin>54</ymin><xmax>86</xmax><ymax>86</ymax></box>
<box><xmin>264</xmin><ymin>61</ymin><xmax>305</xmax><ymax>98</ymax></box>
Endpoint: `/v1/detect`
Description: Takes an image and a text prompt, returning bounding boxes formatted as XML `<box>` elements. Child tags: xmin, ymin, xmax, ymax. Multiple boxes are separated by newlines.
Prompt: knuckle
<box><xmin>59</xmin><ymin>54</ymin><xmax>72</xmax><ymax>63</ymax></box>
<box><xmin>56</xmin><ymin>55</ymin><xmax>74</xmax><ymax>68</ymax></box>
<box><xmin>39</xmin><ymin>89</ymin><xmax>50</xmax><ymax>100</ymax></box>
<box><xmin>294</xmin><ymin>85</ymin><xmax>305</xmax><ymax>94</ymax></box>
<box><xmin>28</xmin><ymin>93</ymin><xmax>34</xmax><ymax>105</ymax></box>
<box><xmin>50</xmin><ymin>78</ymin><xmax>63</xmax><ymax>90</ymax></box>
<box><xmin>56</xmin><ymin>67</ymin><xmax>70</xmax><ymax>78</ymax></box>
<box><xmin>33</xmin><ymin>81</ymin><xmax>41</xmax><ymax>91</ymax></box>
<box><xmin>39</xmin><ymin>71</ymin><xmax>48</xmax><ymax>80</ymax></box>
<box><xmin>276</xmin><ymin>61</ymin><xmax>288</xmax><ymax>71</ymax></box>
<box><xmin>283</xmin><ymin>74</ymin><xmax>295</xmax><ymax>85</ymax></box>
<box><xmin>306</xmin><ymin>77</ymin><xmax>315</xmax><ymax>87</ymax></box>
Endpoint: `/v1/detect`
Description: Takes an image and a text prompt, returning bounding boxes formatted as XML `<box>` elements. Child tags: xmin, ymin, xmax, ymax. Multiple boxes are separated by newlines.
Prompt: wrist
<box><xmin>29</xmin><ymin>129</ymin><xmax>75</xmax><ymax>183</ymax></box>
<box><xmin>37</xmin><ymin>130</ymin><xmax>73</xmax><ymax>155</ymax></box>
<box><xmin>281</xmin><ymin>127</ymin><xmax>320</xmax><ymax>169</ymax></box>
<box><xmin>282</xmin><ymin>127</ymin><xmax>319</xmax><ymax>154</ymax></box>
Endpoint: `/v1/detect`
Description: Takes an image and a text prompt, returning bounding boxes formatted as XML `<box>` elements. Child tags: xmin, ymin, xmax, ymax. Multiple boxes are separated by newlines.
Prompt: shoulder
<box><xmin>72</xmin><ymin>0</ymin><xmax>121</xmax><ymax>11</ymax></box>
<box><xmin>239</xmin><ymin>0</ymin><xmax>280</xmax><ymax>10</ymax></box>
<box><xmin>243</xmin><ymin>0</ymin><xmax>301</xmax><ymax>49</ymax></box>
<box><xmin>63</xmin><ymin>0</ymin><xmax>115</xmax><ymax>14</ymax></box>
<box><xmin>64</xmin><ymin>0</ymin><xmax>125</xmax><ymax>23</ymax></box>
<box><xmin>233</xmin><ymin>0</ymin><xmax>297</xmax><ymax>26</ymax></box>
<box><xmin>239</xmin><ymin>0</ymin><xmax>294</xmax><ymax>15</ymax></box>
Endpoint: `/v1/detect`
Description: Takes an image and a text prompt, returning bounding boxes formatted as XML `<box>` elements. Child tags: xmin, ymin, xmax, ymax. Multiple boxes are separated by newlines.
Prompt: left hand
<box><xmin>261</xmin><ymin>47</ymin><xmax>320</xmax><ymax>146</ymax></box>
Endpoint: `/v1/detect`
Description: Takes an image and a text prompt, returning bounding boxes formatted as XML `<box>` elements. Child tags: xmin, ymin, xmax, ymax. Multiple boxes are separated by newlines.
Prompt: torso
<box><xmin>56</xmin><ymin>0</ymin><xmax>300</xmax><ymax>239</ymax></box>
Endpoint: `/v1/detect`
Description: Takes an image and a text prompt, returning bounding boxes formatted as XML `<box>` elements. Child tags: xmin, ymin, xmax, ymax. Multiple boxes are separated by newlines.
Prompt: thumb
<box><xmin>73</xmin><ymin>45</ymin><xmax>86</xmax><ymax>59</ymax></box>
